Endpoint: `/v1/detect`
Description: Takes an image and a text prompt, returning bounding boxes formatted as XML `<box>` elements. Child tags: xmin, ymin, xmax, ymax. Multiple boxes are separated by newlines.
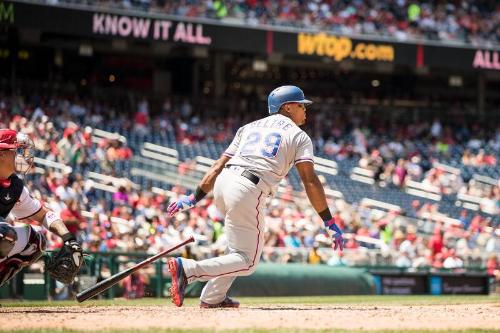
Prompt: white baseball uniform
<box><xmin>180</xmin><ymin>113</ymin><xmax>314</xmax><ymax>304</ymax></box>
<box><xmin>0</xmin><ymin>187</ymin><xmax>43</xmax><ymax>264</ymax></box>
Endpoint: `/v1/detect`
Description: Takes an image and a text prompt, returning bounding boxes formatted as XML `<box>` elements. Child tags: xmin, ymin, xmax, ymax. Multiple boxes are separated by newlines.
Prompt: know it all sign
<box><xmin>472</xmin><ymin>49</ymin><xmax>500</xmax><ymax>70</ymax></box>
<box><xmin>92</xmin><ymin>13</ymin><xmax>212</xmax><ymax>45</ymax></box>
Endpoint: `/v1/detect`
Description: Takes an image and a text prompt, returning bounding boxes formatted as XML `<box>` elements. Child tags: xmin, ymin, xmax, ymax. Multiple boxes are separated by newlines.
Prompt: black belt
<box><xmin>226</xmin><ymin>166</ymin><xmax>260</xmax><ymax>185</ymax></box>
<box><xmin>241</xmin><ymin>170</ymin><xmax>259</xmax><ymax>185</ymax></box>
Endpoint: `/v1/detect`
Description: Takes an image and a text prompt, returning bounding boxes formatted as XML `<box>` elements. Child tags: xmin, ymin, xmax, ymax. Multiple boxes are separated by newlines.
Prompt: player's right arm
<box><xmin>296</xmin><ymin>162</ymin><xmax>344</xmax><ymax>251</ymax></box>
<box><xmin>295</xmin><ymin>161</ymin><xmax>329</xmax><ymax>214</ymax></box>
<box><xmin>294</xmin><ymin>133</ymin><xmax>344</xmax><ymax>251</ymax></box>
<box><xmin>167</xmin><ymin>126</ymin><xmax>244</xmax><ymax>216</ymax></box>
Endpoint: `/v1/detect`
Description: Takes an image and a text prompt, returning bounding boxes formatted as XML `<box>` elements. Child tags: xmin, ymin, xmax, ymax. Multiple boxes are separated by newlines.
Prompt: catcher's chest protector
<box><xmin>0</xmin><ymin>175</ymin><xmax>23</xmax><ymax>218</ymax></box>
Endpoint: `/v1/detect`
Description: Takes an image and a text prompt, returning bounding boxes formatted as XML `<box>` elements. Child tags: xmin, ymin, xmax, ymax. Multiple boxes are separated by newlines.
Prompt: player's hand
<box><xmin>324</xmin><ymin>218</ymin><xmax>344</xmax><ymax>251</ymax></box>
<box><xmin>167</xmin><ymin>194</ymin><xmax>196</xmax><ymax>216</ymax></box>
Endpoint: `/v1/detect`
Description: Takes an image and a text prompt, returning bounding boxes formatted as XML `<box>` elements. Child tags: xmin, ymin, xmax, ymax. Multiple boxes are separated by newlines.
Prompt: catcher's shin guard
<box><xmin>0</xmin><ymin>226</ymin><xmax>46</xmax><ymax>287</ymax></box>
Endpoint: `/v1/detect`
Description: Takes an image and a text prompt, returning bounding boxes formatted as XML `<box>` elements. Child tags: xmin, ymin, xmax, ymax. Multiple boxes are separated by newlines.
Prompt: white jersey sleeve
<box><xmin>223</xmin><ymin>126</ymin><xmax>245</xmax><ymax>158</ymax></box>
<box><xmin>294</xmin><ymin>132</ymin><xmax>314</xmax><ymax>165</ymax></box>
<box><xmin>10</xmin><ymin>187</ymin><xmax>42</xmax><ymax>220</ymax></box>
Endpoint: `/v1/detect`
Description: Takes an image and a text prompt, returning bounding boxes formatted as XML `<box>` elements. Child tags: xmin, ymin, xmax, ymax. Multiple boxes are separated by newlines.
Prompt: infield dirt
<box><xmin>1</xmin><ymin>303</ymin><xmax>499</xmax><ymax>331</ymax></box>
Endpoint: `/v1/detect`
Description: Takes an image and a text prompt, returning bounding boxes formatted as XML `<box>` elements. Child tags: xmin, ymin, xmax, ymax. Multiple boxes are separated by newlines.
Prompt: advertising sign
<box><xmin>4</xmin><ymin>1</ymin><xmax>500</xmax><ymax>71</ymax></box>
<box><xmin>373</xmin><ymin>274</ymin><xmax>428</xmax><ymax>295</ymax></box>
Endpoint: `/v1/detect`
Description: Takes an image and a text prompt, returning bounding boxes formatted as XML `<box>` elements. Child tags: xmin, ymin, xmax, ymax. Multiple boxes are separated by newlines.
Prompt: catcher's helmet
<box><xmin>0</xmin><ymin>129</ymin><xmax>35</xmax><ymax>174</ymax></box>
<box><xmin>267</xmin><ymin>85</ymin><xmax>313</xmax><ymax>114</ymax></box>
<box><xmin>0</xmin><ymin>129</ymin><xmax>18</xmax><ymax>150</ymax></box>
<box><xmin>0</xmin><ymin>223</ymin><xmax>17</xmax><ymax>258</ymax></box>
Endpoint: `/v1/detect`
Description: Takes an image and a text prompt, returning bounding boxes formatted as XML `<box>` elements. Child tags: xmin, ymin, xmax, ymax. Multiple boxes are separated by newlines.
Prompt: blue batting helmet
<box><xmin>268</xmin><ymin>85</ymin><xmax>313</xmax><ymax>114</ymax></box>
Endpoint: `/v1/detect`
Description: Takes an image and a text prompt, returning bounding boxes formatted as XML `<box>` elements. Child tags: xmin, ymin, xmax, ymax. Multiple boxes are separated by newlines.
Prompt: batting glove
<box><xmin>167</xmin><ymin>194</ymin><xmax>196</xmax><ymax>216</ymax></box>
<box><xmin>324</xmin><ymin>219</ymin><xmax>344</xmax><ymax>251</ymax></box>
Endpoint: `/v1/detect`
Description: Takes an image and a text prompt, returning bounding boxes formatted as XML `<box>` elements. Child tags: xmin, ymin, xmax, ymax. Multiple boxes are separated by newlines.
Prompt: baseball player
<box><xmin>0</xmin><ymin>129</ymin><xmax>83</xmax><ymax>287</ymax></box>
<box><xmin>166</xmin><ymin>85</ymin><xmax>344</xmax><ymax>308</ymax></box>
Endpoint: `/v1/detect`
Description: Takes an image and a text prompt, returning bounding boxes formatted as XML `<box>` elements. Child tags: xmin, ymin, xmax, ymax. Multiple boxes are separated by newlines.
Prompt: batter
<box><xmin>167</xmin><ymin>85</ymin><xmax>344</xmax><ymax>308</ymax></box>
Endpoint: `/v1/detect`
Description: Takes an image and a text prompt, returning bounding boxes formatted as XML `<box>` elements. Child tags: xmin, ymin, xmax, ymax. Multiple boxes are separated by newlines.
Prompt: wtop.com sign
<box><xmin>92</xmin><ymin>13</ymin><xmax>212</xmax><ymax>45</ymax></box>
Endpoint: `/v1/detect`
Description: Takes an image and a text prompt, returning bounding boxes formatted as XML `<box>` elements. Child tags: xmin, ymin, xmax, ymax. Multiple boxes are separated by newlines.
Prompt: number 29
<box><xmin>241</xmin><ymin>132</ymin><xmax>282</xmax><ymax>158</ymax></box>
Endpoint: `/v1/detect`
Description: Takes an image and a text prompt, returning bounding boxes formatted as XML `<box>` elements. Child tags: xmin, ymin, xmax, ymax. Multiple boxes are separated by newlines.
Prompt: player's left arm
<box><xmin>29</xmin><ymin>206</ymin><xmax>75</xmax><ymax>241</ymax></box>
<box><xmin>198</xmin><ymin>154</ymin><xmax>232</xmax><ymax>193</ymax></box>
<box><xmin>167</xmin><ymin>126</ymin><xmax>245</xmax><ymax>216</ymax></box>
<box><xmin>12</xmin><ymin>187</ymin><xmax>76</xmax><ymax>241</ymax></box>
<box><xmin>167</xmin><ymin>154</ymin><xmax>231</xmax><ymax>216</ymax></box>
<box><xmin>31</xmin><ymin>206</ymin><xmax>84</xmax><ymax>284</ymax></box>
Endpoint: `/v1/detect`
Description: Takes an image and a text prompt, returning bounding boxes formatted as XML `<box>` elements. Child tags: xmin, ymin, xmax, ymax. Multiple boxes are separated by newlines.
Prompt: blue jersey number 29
<box><xmin>241</xmin><ymin>132</ymin><xmax>282</xmax><ymax>158</ymax></box>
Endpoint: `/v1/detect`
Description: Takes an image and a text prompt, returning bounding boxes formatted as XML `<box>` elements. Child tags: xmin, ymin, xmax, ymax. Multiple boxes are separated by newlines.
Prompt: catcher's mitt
<box><xmin>47</xmin><ymin>240</ymin><xmax>83</xmax><ymax>284</ymax></box>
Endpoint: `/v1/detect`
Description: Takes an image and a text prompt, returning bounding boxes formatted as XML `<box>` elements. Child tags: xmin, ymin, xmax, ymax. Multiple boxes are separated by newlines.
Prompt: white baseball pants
<box><xmin>180</xmin><ymin>168</ymin><xmax>267</xmax><ymax>304</ymax></box>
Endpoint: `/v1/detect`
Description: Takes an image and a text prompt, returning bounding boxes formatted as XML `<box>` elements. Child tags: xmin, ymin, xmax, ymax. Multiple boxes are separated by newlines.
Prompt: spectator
<box><xmin>113</xmin><ymin>185</ymin><xmax>129</xmax><ymax>206</ymax></box>
<box><xmin>121</xmin><ymin>265</ymin><xmax>149</xmax><ymax>299</ymax></box>
<box><xmin>60</xmin><ymin>198</ymin><xmax>86</xmax><ymax>237</ymax></box>
<box><xmin>308</xmin><ymin>245</ymin><xmax>326</xmax><ymax>264</ymax></box>
<box><xmin>486</xmin><ymin>254</ymin><xmax>499</xmax><ymax>276</ymax></box>
<box><xmin>429</xmin><ymin>229</ymin><xmax>444</xmax><ymax>257</ymax></box>
<box><xmin>443</xmin><ymin>249</ymin><xmax>464</xmax><ymax>270</ymax></box>
<box><xmin>284</xmin><ymin>229</ymin><xmax>302</xmax><ymax>248</ymax></box>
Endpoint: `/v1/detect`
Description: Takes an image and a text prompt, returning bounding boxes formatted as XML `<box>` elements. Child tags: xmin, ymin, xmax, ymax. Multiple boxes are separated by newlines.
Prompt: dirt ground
<box><xmin>1</xmin><ymin>303</ymin><xmax>499</xmax><ymax>331</ymax></box>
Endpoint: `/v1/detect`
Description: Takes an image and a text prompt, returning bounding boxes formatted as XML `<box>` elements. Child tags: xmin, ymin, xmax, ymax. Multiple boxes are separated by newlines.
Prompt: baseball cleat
<box><xmin>200</xmin><ymin>297</ymin><xmax>240</xmax><ymax>309</ymax></box>
<box><xmin>168</xmin><ymin>257</ymin><xmax>187</xmax><ymax>307</ymax></box>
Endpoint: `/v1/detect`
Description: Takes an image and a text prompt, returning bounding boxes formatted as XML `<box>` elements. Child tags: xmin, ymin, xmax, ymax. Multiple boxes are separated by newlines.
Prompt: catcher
<box><xmin>0</xmin><ymin>128</ymin><xmax>83</xmax><ymax>287</ymax></box>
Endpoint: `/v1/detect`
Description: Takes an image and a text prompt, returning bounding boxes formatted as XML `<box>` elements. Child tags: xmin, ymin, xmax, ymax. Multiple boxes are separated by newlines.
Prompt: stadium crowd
<box><xmin>0</xmin><ymin>90</ymin><xmax>498</xmax><ymax>278</ymax></box>
<box><xmin>43</xmin><ymin>0</ymin><xmax>500</xmax><ymax>46</ymax></box>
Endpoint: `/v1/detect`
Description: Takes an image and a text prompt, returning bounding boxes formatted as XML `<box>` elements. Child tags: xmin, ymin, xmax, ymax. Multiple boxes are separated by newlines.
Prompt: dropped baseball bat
<box><xmin>76</xmin><ymin>236</ymin><xmax>195</xmax><ymax>303</ymax></box>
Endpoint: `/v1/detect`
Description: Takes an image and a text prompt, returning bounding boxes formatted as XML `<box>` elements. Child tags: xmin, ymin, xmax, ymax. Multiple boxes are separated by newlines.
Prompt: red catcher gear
<box><xmin>0</xmin><ymin>129</ymin><xmax>35</xmax><ymax>174</ymax></box>
<box><xmin>0</xmin><ymin>129</ymin><xmax>18</xmax><ymax>150</ymax></box>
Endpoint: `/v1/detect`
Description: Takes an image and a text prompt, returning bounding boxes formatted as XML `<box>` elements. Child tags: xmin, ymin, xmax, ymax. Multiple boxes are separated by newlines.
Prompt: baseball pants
<box><xmin>180</xmin><ymin>168</ymin><xmax>267</xmax><ymax>304</ymax></box>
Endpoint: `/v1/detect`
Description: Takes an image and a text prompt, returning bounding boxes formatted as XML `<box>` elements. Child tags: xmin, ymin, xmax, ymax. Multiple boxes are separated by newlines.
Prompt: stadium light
<box><xmin>449</xmin><ymin>76</ymin><xmax>463</xmax><ymax>87</ymax></box>
<box><xmin>79</xmin><ymin>44</ymin><xmax>93</xmax><ymax>57</ymax></box>
<box><xmin>253</xmin><ymin>60</ymin><xmax>268</xmax><ymax>72</ymax></box>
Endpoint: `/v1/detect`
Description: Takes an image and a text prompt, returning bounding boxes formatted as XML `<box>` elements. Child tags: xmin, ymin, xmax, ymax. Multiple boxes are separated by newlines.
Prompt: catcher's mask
<box><xmin>0</xmin><ymin>129</ymin><xmax>35</xmax><ymax>175</ymax></box>
<box><xmin>15</xmin><ymin>133</ymin><xmax>35</xmax><ymax>174</ymax></box>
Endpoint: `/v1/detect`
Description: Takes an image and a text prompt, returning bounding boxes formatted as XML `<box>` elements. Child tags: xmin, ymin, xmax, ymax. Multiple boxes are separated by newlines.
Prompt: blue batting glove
<box><xmin>324</xmin><ymin>218</ymin><xmax>344</xmax><ymax>251</ymax></box>
<box><xmin>167</xmin><ymin>194</ymin><xmax>196</xmax><ymax>216</ymax></box>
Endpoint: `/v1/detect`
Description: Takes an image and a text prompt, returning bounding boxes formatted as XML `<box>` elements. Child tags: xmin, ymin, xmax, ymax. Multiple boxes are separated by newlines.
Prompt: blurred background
<box><xmin>0</xmin><ymin>0</ymin><xmax>498</xmax><ymax>300</ymax></box>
